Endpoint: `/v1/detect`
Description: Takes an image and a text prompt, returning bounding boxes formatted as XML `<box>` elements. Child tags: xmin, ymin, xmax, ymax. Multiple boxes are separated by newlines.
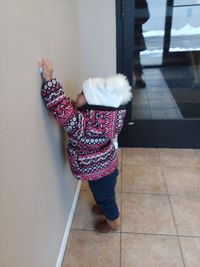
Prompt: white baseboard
<box><xmin>55</xmin><ymin>180</ymin><xmax>82</xmax><ymax>267</ymax></box>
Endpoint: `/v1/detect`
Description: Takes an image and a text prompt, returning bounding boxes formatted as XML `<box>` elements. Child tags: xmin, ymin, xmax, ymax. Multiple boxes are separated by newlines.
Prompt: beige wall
<box><xmin>0</xmin><ymin>1</ymin><xmax>82</xmax><ymax>267</ymax></box>
<box><xmin>78</xmin><ymin>0</ymin><xmax>116</xmax><ymax>79</ymax></box>
<box><xmin>0</xmin><ymin>0</ymin><xmax>116</xmax><ymax>267</ymax></box>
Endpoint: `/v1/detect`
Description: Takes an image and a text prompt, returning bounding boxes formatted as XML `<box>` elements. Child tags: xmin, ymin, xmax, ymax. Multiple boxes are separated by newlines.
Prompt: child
<box><xmin>39</xmin><ymin>58</ymin><xmax>132</xmax><ymax>233</ymax></box>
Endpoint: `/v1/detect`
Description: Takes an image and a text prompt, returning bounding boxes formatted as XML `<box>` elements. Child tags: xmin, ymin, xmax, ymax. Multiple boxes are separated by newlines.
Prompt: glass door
<box><xmin>163</xmin><ymin>0</ymin><xmax>200</xmax><ymax>66</ymax></box>
<box><xmin>116</xmin><ymin>0</ymin><xmax>200</xmax><ymax>148</ymax></box>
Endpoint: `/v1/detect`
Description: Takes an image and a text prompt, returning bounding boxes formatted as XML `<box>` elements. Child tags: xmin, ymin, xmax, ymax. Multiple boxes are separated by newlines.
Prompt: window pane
<box><xmin>170</xmin><ymin>6</ymin><xmax>200</xmax><ymax>52</ymax></box>
<box><xmin>132</xmin><ymin>0</ymin><xmax>200</xmax><ymax>120</ymax></box>
<box><xmin>140</xmin><ymin>0</ymin><xmax>166</xmax><ymax>65</ymax></box>
<box><xmin>174</xmin><ymin>0</ymin><xmax>200</xmax><ymax>6</ymax></box>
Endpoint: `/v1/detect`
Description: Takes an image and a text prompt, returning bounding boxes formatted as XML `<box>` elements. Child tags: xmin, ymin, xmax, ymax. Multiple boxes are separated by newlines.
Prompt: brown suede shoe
<box><xmin>95</xmin><ymin>217</ymin><xmax>121</xmax><ymax>233</ymax></box>
<box><xmin>91</xmin><ymin>204</ymin><xmax>104</xmax><ymax>215</ymax></box>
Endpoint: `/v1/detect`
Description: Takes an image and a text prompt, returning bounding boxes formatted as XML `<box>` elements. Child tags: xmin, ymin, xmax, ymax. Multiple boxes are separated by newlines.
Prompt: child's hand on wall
<box><xmin>39</xmin><ymin>58</ymin><xmax>54</xmax><ymax>81</ymax></box>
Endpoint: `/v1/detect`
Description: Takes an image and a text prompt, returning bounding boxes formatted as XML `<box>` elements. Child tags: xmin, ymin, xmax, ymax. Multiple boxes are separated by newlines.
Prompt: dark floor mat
<box><xmin>161</xmin><ymin>66</ymin><xmax>200</xmax><ymax>118</ymax></box>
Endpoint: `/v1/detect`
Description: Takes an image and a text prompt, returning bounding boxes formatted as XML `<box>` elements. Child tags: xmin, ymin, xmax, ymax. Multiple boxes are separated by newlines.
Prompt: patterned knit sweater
<box><xmin>41</xmin><ymin>79</ymin><xmax>126</xmax><ymax>181</ymax></box>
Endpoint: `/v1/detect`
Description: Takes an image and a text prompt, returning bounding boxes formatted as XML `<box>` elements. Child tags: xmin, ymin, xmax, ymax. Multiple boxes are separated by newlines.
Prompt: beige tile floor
<box><xmin>62</xmin><ymin>148</ymin><xmax>200</xmax><ymax>267</ymax></box>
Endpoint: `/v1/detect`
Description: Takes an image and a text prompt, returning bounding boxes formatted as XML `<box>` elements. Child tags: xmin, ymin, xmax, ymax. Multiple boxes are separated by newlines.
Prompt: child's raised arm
<box><xmin>39</xmin><ymin>59</ymin><xmax>85</xmax><ymax>137</ymax></box>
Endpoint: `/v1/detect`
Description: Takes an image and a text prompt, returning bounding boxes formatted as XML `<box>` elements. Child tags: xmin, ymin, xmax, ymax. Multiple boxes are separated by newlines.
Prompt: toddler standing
<box><xmin>39</xmin><ymin>58</ymin><xmax>132</xmax><ymax>233</ymax></box>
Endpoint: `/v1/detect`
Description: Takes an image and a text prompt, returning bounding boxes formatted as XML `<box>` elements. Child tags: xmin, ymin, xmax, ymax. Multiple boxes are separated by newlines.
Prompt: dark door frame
<box><xmin>116</xmin><ymin>0</ymin><xmax>200</xmax><ymax>148</ymax></box>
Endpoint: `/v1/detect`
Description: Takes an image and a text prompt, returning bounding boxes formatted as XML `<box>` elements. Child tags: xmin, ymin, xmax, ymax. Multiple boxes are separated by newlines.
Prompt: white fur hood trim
<box><xmin>82</xmin><ymin>74</ymin><xmax>132</xmax><ymax>107</ymax></box>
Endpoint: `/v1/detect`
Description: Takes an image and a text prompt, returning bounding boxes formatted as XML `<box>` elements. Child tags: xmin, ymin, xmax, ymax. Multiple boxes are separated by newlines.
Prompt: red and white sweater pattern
<box><xmin>41</xmin><ymin>79</ymin><xmax>126</xmax><ymax>181</ymax></box>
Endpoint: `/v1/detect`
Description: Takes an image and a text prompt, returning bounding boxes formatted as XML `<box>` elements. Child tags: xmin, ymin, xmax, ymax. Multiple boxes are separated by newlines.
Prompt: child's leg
<box><xmin>88</xmin><ymin>169</ymin><xmax>119</xmax><ymax>221</ymax></box>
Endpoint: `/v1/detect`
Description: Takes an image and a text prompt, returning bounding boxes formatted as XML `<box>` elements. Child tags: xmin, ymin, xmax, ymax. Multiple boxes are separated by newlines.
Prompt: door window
<box><xmin>132</xmin><ymin>0</ymin><xmax>200</xmax><ymax>120</ymax></box>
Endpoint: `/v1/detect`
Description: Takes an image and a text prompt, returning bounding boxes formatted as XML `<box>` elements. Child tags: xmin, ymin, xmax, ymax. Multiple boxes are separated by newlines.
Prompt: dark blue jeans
<box><xmin>88</xmin><ymin>169</ymin><xmax>119</xmax><ymax>220</ymax></box>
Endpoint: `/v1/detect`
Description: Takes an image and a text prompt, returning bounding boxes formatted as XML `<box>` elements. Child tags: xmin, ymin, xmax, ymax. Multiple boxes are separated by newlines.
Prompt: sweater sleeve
<box><xmin>113</xmin><ymin>110</ymin><xmax>126</xmax><ymax>138</ymax></box>
<box><xmin>41</xmin><ymin>79</ymin><xmax>84</xmax><ymax>137</ymax></box>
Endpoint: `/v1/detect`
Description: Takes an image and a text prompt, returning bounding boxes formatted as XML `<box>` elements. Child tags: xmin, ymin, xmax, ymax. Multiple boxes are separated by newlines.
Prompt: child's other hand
<box><xmin>39</xmin><ymin>58</ymin><xmax>54</xmax><ymax>81</ymax></box>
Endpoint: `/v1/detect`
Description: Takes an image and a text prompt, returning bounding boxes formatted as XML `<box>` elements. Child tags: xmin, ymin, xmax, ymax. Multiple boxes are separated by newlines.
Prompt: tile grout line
<box><xmin>71</xmin><ymin>227</ymin><xmax>200</xmax><ymax>238</ymax></box>
<box><xmin>120</xmin><ymin>191</ymin><xmax>200</xmax><ymax>197</ymax></box>
<box><xmin>161</xmin><ymin>166</ymin><xmax>187</xmax><ymax>267</ymax></box>
<box><xmin>120</xmin><ymin>231</ymin><xmax>200</xmax><ymax>238</ymax></box>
